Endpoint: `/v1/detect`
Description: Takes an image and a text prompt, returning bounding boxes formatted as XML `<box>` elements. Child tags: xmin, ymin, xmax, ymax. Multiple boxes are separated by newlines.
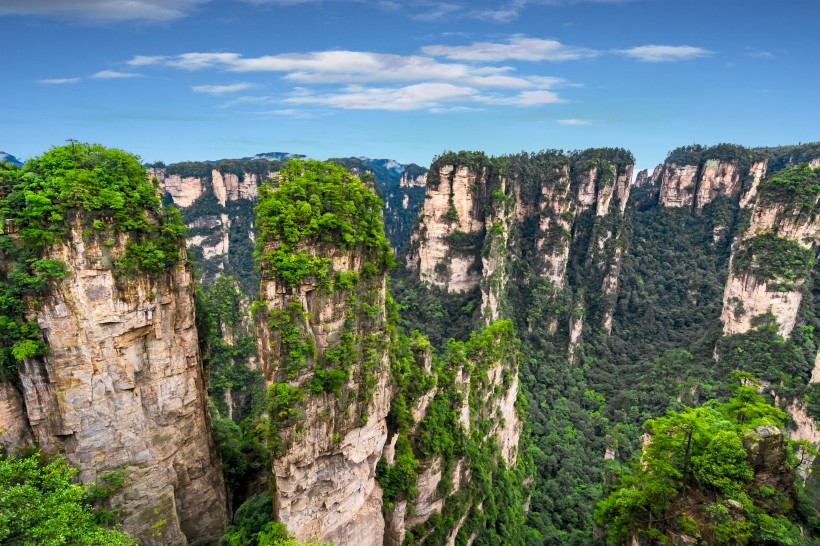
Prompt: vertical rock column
<box><xmin>253</xmin><ymin>161</ymin><xmax>394</xmax><ymax>546</ymax></box>
<box><xmin>17</xmin><ymin>222</ymin><xmax>228</xmax><ymax>546</ymax></box>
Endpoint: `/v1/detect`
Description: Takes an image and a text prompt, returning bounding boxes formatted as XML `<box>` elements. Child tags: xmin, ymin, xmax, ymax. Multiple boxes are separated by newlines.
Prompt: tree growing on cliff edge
<box><xmin>594</xmin><ymin>381</ymin><xmax>815</xmax><ymax>545</ymax></box>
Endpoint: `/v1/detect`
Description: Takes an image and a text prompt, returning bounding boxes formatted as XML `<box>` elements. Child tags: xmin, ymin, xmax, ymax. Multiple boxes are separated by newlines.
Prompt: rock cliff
<box><xmin>253</xmin><ymin>160</ymin><xmax>394</xmax><ymax>545</ymax></box>
<box><xmin>0</xmin><ymin>145</ymin><xmax>228</xmax><ymax>546</ymax></box>
<box><xmin>152</xmin><ymin>157</ymin><xmax>426</xmax><ymax>295</ymax></box>
<box><xmin>405</xmin><ymin>149</ymin><xmax>634</xmax><ymax>339</ymax></box>
<box><xmin>381</xmin><ymin>321</ymin><xmax>526</xmax><ymax>546</ymax></box>
<box><xmin>720</xmin><ymin>165</ymin><xmax>819</xmax><ymax>337</ymax></box>
<box><xmin>248</xmin><ymin>159</ymin><xmax>528</xmax><ymax>545</ymax></box>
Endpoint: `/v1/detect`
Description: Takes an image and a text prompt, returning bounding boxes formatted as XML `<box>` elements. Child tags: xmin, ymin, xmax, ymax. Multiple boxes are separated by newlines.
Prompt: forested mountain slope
<box><xmin>391</xmin><ymin>143</ymin><xmax>820</xmax><ymax>544</ymax></box>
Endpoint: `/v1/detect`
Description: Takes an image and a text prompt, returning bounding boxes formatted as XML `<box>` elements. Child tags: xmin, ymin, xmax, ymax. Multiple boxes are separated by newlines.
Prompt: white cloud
<box><xmin>617</xmin><ymin>45</ymin><xmax>713</xmax><ymax>62</ymax></box>
<box><xmin>192</xmin><ymin>83</ymin><xmax>257</xmax><ymax>94</ymax></box>
<box><xmin>285</xmin><ymin>83</ymin><xmax>478</xmax><ymax>111</ymax></box>
<box><xmin>37</xmin><ymin>78</ymin><xmax>81</xmax><ymax>84</ymax></box>
<box><xmin>0</xmin><ymin>0</ymin><xmax>206</xmax><ymax>22</ymax></box>
<box><xmin>91</xmin><ymin>70</ymin><xmax>144</xmax><ymax>79</ymax></box>
<box><xmin>558</xmin><ymin>118</ymin><xmax>593</xmax><ymax>125</ymax></box>
<box><xmin>480</xmin><ymin>89</ymin><xmax>564</xmax><ymax>106</ymax></box>
<box><xmin>126</xmin><ymin>50</ymin><xmax>565</xmax><ymax>89</ymax></box>
<box><xmin>423</xmin><ymin>36</ymin><xmax>598</xmax><ymax>62</ymax></box>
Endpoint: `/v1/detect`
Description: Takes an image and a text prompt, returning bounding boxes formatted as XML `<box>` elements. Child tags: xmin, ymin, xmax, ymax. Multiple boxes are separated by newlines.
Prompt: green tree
<box><xmin>0</xmin><ymin>452</ymin><xmax>135</xmax><ymax>545</ymax></box>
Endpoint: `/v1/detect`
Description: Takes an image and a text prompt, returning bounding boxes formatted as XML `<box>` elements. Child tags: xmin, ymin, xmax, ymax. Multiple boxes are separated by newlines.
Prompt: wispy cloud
<box><xmin>91</xmin><ymin>70</ymin><xmax>144</xmax><ymax>79</ymax></box>
<box><xmin>746</xmin><ymin>49</ymin><xmax>775</xmax><ymax>59</ymax></box>
<box><xmin>192</xmin><ymin>82</ymin><xmax>257</xmax><ymax>94</ymax></box>
<box><xmin>126</xmin><ymin>50</ymin><xmax>565</xmax><ymax>89</ymax></box>
<box><xmin>0</xmin><ymin>0</ymin><xmax>207</xmax><ymax>22</ymax></box>
<box><xmin>124</xmin><ymin>35</ymin><xmax>712</xmax><ymax>113</ymax></box>
<box><xmin>423</xmin><ymin>36</ymin><xmax>598</xmax><ymax>62</ymax></box>
<box><xmin>285</xmin><ymin>83</ymin><xmax>478</xmax><ymax>111</ymax></box>
<box><xmin>558</xmin><ymin>118</ymin><xmax>593</xmax><ymax>125</ymax></box>
<box><xmin>37</xmin><ymin>77</ymin><xmax>81</xmax><ymax>84</ymax></box>
<box><xmin>616</xmin><ymin>45</ymin><xmax>713</xmax><ymax>62</ymax></box>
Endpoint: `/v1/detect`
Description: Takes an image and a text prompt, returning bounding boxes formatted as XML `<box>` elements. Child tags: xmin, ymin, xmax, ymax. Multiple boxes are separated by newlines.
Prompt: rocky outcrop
<box><xmin>383</xmin><ymin>321</ymin><xmax>523</xmax><ymax>546</ymax></box>
<box><xmin>536</xmin><ymin>164</ymin><xmax>572</xmax><ymax>284</ymax></box>
<box><xmin>150</xmin><ymin>168</ymin><xmax>204</xmax><ymax>208</ymax></box>
<box><xmin>659</xmin><ymin>163</ymin><xmax>699</xmax><ymax>208</ymax></box>
<box><xmin>408</xmin><ymin>164</ymin><xmax>487</xmax><ymax>292</ymax></box>
<box><xmin>253</xmin><ymin>163</ymin><xmax>397</xmax><ymax>546</ymax></box>
<box><xmin>0</xmin><ymin>379</ymin><xmax>32</xmax><ymax>453</ymax></box>
<box><xmin>256</xmin><ymin>246</ymin><xmax>391</xmax><ymax>546</ymax></box>
<box><xmin>657</xmin><ymin>147</ymin><xmax>769</xmax><ymax>212</ymax></box>
<box><xmin>400</xmin><ymin>170</ymin><xmax>427</xmax><ymax>188</ymax></box>
<box><xmin>739</xmin><ymin>160</ymin><xmax>768</xmax><ymax>208</ymax></box>
<box><xmin>11</xmin><ymin>220</ymin><xmax>228</xmax><ymax>546</ymax></box>
<box><xmin>721</xmin><ymin>166</ymin><xmax>819</xmax><ymax>337</ymax></box>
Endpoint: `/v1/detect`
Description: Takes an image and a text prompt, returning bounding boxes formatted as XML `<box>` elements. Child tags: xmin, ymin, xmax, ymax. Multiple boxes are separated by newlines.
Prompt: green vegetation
<box><xmin>255</xmin><ymin>159</ymin><xmax>393</xmax><ymax>287</ymax></box>
<box><xmin>733</xmin><ymin>233</ymin><xmax>814</xmax><ymax>290</ymax></box>
<box><xmin>389</xmin><ymin>147</ymin><xmax>819</xmax><ymax>544</ymax></box>
<box><xmin>376</xmin><ymin>320</ymin><xmax>533</xmax><ymax>544</ymax></box>
<box><xmin>0</xmin><ymin>144</ymin><xmax>186</xmax><ymax>376</ymax></box>
<box><xmin>758</xmin><ymin>165</ymin><xmax>820</xmax><ymax>214</ymax></box>
<box><xmin>595</xmin><ymin>381</ymin><xmax>812</xmax><ymax>545</ymax></box>
<box><xmin>755</xmin><ymin>143</ymin><xmax>820</xmax><ymax>173</ymax></box>
<box><xmin>0</xmin><ymin>452</ymin><xmax>135</xmax><ymax>545</ymax></box>
<box><xmin>195</xmin><ymin>274</ymin><xmax>268</xmax><ymax>506</ymax></box>
<box><xmin>218</xmin><ymin>491</ymin><xmax>332</xmax><ymax>546</ymax></box>
<box><xmin>665</xmin><ymin>143</ymin><xmax>764</xmax><ymax>167</ymax></box>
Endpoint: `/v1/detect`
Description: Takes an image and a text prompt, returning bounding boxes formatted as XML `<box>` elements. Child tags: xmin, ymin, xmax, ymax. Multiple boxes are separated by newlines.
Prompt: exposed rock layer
<box><xmin>9</xmin><ymin>221</ymin><xmax>228</xmax><ymax>546</ymax></box>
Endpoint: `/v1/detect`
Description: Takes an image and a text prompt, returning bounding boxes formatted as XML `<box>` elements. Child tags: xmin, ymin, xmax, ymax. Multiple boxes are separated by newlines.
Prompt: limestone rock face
<box><xmin>408</xmin><ymin>164</ymin><xmax>486</xmax><ymax>292</ymax></box>
<box><xmin>383</xmin><ymin>330</ymin><xmax>522</xmax><ymax>546</ymax></box>
<box><xmin>400</xmin><ymin>170</ymin><xmax>427</xmax><ymax>188</ymax></box>
<box><xmin>659</xmin><ymin>163</ymin><xmax>699</xmax><ymax>208</ymax></box>
<box><xmin>0</xmin><ymin>380</ymin><xmax>32</xmax><ymax>452</ymax></box>
<box><xmin>721</xmin><ymin>274</ymin><xmax>804</xmax><ymax>337</ymax></box>
<box><xmin>537</xmin><ymin>164</ymin><xmax>573</xmax><ymax>285</ymax></box>
<box><xmin>256</xmin><ymin>243</ymin><xmax>391</xmax><ymax>546</ymax></box>
<box><xmin>720</xmin><ymin>173</ymin><xmax>819</xmax><ymax>337</ymax></box>
<box><xmin>658</xmin><ymin>157</ymin><xmax>770</xmax><ymax>212</ymax></box>
<box><xmin>150</xmin><ymin>168</ymin><xmax>204</xmax><ymax>208</ymax></box>
<box><xmin>12</xmin><ymin>221</ymin><xmax>228</xmax><ymax>546</ymax></box>
<box><xmin>739</xmin><ymin>160</ymin><xmax>768</xmax><ymax>208</ymax></box>
<box><xmin>694</xmin><ymin>159</ymin><xmax>741</xmax><ymax>212</ymax></box>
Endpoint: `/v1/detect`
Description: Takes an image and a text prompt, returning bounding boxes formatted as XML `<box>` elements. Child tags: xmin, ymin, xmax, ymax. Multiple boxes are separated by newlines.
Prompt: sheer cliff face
<box><xmin>253</xmin><ymin>163</ymin><xmax>394</xmax><ymax>546</ymax></box>
<box><xmin>382</xmin><ymin>323</ymin><xmax>524</xmax><ymax>546</ymax></box>
<box><xmin>657</xmin><ymin>157</ymin><xmax>768</xmax><ymax>212</ymax></box>
<box><xmin>720</xmin><ymin>166</ymin><xmax>819</xmax><ymax>337</ymax></box>
<box><xmin>255</xmin><ymin>247</ymin><xmax>392</xmax><ymax>546</ymax></box>
<box><xmin>12</xmin><ymin>220</ymin><xmax>228</xmax><ymax>546</ymax></box>
<box><xmin>408</xmin><ymin>164</ymin><xmax>487</xmax><ymax>294</ymax></box>
<box><xmin>406</xmin><ymin>151</ymin><xmax>634</xmax><ymax>336</ymax></box>
<box><xmin>150</xmin><ymin>165</ymin><xmax>274</xmax><ymax>294</ymax></box>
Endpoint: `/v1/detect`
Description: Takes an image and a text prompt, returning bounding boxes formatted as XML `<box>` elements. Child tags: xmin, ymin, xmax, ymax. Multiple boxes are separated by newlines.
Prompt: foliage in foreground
<box><xmin>595</xmin><ymin>379</ymin><xmax>817</xmax><ymax>545</ymax></box>
<box><xmin>0</xmin><ymin>452</ymin><xmax>135</xmax><ymax>546</ymax></box>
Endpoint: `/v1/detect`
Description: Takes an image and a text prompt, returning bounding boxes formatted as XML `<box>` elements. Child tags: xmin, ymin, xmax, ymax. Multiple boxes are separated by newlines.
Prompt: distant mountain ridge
<box><xmin>0</xmin><ymin>151</ymin><xmax>22</xmax><ymax>166</ymax></box>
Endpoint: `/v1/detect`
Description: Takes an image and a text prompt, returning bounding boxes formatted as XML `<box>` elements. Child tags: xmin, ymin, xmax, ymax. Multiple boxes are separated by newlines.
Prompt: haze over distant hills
<box><xmin>0</xmin><ymin>151</ymin><xmax>22</xmax><ymax>166</ymax></box>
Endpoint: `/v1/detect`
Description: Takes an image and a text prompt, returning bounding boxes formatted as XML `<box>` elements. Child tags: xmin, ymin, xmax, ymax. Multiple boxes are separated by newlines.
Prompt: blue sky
<box><xmin>2</xmin><ymin>0</ymin><xmax>818</xmax><ymax>171</ymax></box>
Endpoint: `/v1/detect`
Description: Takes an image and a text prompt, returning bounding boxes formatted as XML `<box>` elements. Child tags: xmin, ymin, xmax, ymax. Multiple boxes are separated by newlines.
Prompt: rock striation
<box><xmin>406</xmin><ymin>150</ymin><xmax>634</xmax><ymax>339</ymax></box>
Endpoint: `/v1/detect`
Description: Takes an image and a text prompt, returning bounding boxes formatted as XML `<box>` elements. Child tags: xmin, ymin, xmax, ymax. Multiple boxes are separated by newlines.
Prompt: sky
<box><xmin>1</xmin><ymin>0</ymin><xmax>819</xmax><ymax>171</ymax></box>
